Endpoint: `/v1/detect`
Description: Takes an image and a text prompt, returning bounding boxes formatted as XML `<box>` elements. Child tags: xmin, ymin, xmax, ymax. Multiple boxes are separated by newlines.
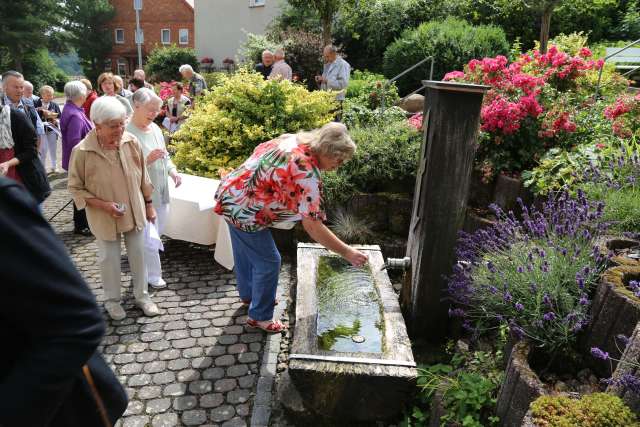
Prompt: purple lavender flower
<box><xmin>605</xmin><ymin>373</ymin><xmax>640</xmax><ymax>394</ymax></box>
<box><xmin>579</xmin><ymin>295</ymin><xmax>589</xmax><ymax>305</ymax></box>
<box><xmin>543</xmin><ymin>312</ymin><xmax>556</xmax><ymax>321</ymax></box>
<box><xmin>517</xmin><ymin>266</ymin><xmax>524</xmax><ymax>273</ymax></box>
<box><xmin>543</xmin><ymin>293</ymin><xmax>552</xmax><ymax>306</ymax></box>
<box><xmin>576</xmin><ymin>273</ymin><xmax>585</xmax><ymax>290</ymax></box>
<box><xmin>487</xmin><ymin>261</ymin><xmax>496</xmax><ymax>273</ymax></box>
<box><xmin>503</xmin><ymin>292</ymin><xmax>513</xmax><ymax>302</ymax></box>
<box><xmin>616</xmin><ymin>334</ymin><xmax>630</xmax><ymax>348</ymax></box>
<box><xmin>515</xmin><ymin>302</ymin><xmax>524</xmax><ymax>311</ymax></box>
<box><xmin>591</xmin><ymin>347</ymin><xmax>609</xmax><ymax>360</ymax></box>
<box><xmin>448</xmin><ymin>308</ymin><xmax>465</xmax><ymax>318</ymax></box>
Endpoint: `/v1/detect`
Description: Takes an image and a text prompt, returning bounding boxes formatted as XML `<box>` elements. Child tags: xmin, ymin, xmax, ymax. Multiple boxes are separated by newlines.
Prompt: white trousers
<box><xmin>145</xmin><ymin>203</ymin><xmax>170</xmax><ymax>284</ymax></box>
<box><xmin>39</xmin><ymin>132</ymin><xmax>57</xmax><ymax>169</ymax></box>
<box><xmin>96</xmin><ymin>229</ymin><xmax>148</xmax><ymax>302</ymax></box>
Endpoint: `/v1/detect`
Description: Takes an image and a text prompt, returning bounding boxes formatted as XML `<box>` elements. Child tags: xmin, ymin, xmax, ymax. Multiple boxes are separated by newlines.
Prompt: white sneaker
<box><xmin>149</xmin><ymin>278</ymin><xmax>167</xmax><ymax>289</ymax></box>
<box><xmin>136</xmin><ymin>297</ymin><xmax>160</xmax><ymax>317</ymax></box>
<box><xmin>104</xmin><ymin>300</ymin><xmax>126</xmax><ymax>320</ymax></box>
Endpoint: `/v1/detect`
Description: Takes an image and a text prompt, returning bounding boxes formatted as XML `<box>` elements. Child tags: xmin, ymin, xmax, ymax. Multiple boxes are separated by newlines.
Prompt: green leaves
<box><xmin>146</xmin><ymin>45</ymin><xmax>199</xmax><ymax>82</ymax></box>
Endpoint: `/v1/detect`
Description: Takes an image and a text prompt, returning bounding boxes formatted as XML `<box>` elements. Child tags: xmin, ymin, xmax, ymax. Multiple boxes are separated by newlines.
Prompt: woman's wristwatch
<box><xmin>144</xmin><ymin>199</ymin><xmax>153</xmax><ymax>205</ymax></box>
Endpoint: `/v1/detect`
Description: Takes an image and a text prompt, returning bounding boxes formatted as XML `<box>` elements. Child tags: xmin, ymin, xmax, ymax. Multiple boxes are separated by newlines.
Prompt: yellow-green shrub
<box><xmin>530</xmin><ymin>393</ymin><xmax>639</xmax><ymax>427</ymax></box>
<box><xmin>172</xmin><ymin>70</ymin><xmax>336</xmax><ymax>177</ymax></box>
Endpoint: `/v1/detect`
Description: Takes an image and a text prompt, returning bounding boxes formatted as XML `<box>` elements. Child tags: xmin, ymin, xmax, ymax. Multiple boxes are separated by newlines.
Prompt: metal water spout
<box><xmin>381</xmin><ymin>257</ymin><xmax>411</xmax><ymax>271</ymax></box>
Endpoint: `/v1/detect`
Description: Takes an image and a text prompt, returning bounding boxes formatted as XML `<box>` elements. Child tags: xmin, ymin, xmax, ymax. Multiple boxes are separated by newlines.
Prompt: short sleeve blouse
<box><xmin>214</xmin><ymin>135</ymin><xmax>325</xmax><ymax>232</ymax></box>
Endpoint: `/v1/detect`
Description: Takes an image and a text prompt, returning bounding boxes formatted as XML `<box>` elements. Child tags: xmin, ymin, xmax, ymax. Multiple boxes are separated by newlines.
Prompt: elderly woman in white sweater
<box><xmin>126</xmin><ymin>88</ymin><xmax>182</xmax><ymax>289</ymax></box>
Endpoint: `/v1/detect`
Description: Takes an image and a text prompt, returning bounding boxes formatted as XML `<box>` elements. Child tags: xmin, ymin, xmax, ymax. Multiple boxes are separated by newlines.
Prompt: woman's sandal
<box><xmin>246</xmin><ymin>318</ymin><xmax>286</xmax><ymax>333</ymax></box>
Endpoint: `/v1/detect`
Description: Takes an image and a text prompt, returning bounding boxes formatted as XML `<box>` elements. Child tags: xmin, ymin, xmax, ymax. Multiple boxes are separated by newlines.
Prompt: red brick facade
<box><xmin>105</xmin><ymin>0</ymin><xmax>194</xmax><ymax>78</ymax></box>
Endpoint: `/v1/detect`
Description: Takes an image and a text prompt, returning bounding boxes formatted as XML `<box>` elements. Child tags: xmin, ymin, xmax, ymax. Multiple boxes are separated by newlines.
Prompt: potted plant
<box><xmin>200</xmin><ymin>57</ymin><xmax>214</xmax><ymax>72</ymax></box>
<box><xmin>448</xmin><ymin>191</ymin><xmax>608</xmax><ymax>426</ymax></box>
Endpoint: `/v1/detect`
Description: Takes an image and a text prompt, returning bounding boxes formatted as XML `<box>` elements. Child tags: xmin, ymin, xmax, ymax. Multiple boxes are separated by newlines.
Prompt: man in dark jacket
<box><xmin>0</xmin><ymin>177</ymin><xmax>127</xmax><ymax>426</ymax></box>
<box><xmin>255</xmin><ymin>50</ymin><xmax>274</xmax><ymax>79</ymax></box>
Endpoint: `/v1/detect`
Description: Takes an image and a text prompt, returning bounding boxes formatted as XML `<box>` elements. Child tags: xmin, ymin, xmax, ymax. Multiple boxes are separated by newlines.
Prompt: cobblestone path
<box><xmin>43</xmin><ymin>177</ymin><xmax>280</xmax><ymax>427</ymax></box>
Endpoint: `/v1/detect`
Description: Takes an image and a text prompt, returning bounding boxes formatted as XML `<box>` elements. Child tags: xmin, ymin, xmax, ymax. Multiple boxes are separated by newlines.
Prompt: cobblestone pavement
<box><xmin>43</xmin><ymin>176</ymin><xmax>285</xmax><ymax>427</ymax></box>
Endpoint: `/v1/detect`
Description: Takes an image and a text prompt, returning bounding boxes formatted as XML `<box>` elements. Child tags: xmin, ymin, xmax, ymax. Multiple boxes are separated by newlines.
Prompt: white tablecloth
<box><xmin>163</xmin><ymin>174</ymin><xmax>234</xmax><ymax>270</ymax></box>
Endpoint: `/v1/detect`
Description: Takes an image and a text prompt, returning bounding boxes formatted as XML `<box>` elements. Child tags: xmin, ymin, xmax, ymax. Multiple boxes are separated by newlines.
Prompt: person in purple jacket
<box><xmin>60</xmin><ymin>81</ymin><xmax>93</xmax><ymax>235</ymax></box>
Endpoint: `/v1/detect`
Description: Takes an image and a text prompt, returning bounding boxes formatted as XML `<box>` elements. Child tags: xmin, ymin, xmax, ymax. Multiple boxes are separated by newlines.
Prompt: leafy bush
<box><xmin>345</xmin><ymin>70</ymin><xmax>398</xmax><ymax>110</ymax></box>
<box><xmin>238</xmin><ymin>32</ymin><xmax>281</xmax><ymax>65</ymax></box>
<box><xmin>22</xmin><ymin>49</ymin><xmax>68</xmax><ymax>92</ymax></box>
<box><xmin>322</xmin><ymin>120</ymin><xmax>421</xmax><ymax>205</ymax></box>
<box><xmin>530</xmin><ymin>393</ymin><xmax>639</xmax><ymax>427</ymax></box>
<box><xmin>580</xmin><ymin>143</ymin><xmax>640</xmax><ymax>233</ymax></box>
<box><xmin>448</xmin><ymin>192</ymin><xmax>607</xmax><ymax>357</ymax></box>
<box><xmin>402</xmin><ymin>348</ymin><xmax>504</xmax><ymax>427</ymax></box>
<box><xmin>201</xmin><ymin>72</ymin><xmax>228</xmax><ymax>89</ymax></box>
<box><xmin>171</xmin><ymin>70</ymin><xmax>336</xmax><ymax>177</ymax></box>
<box><xmin>446</xmin><ymin>46</ymin><xmax>608</xmax><ymax>177</ymax></box>
<box><xmin>279</xmin><ymin>30</ymin><xmax>324</xmax><ymax>89</ymax></box>
<box><xmin>145</xmin><ymin>44</ymin><xmax>199</xmax><ymax>82</ymax></box>
<box><xmin>341</xmin><ymin>103</ymin><xmax>406</xmax><ymax>129</ymax></box>
<box><xmin>383</xmin><ymin>18</ymin><xmax>509</xmax><ymax>94</ymax></box>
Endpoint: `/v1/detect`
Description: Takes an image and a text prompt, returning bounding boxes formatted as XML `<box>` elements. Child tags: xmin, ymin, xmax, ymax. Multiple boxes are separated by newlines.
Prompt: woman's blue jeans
<box><xmin>227</xmin><ymin>224</ymin><xmax>281</xmax><ymax>321</ymax></box>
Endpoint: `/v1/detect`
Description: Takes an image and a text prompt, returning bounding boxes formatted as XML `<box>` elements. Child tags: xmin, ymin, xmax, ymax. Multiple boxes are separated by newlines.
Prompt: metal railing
<box><xmin>595</xmin><ymin>37</ymin><xmax>640</xmax><ymax>97</ymax></box>
<box><xmin>381</xmin><ymin>56</ymin><xmax>434</xmax><ymax>113</ymax></box>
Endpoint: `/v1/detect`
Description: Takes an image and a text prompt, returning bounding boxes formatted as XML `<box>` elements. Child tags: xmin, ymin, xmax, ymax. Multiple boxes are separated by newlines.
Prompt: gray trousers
<box><xmin>96</xmin><ymin>229</ymin><xmax>148</xmax><ymax>302</ymax></box>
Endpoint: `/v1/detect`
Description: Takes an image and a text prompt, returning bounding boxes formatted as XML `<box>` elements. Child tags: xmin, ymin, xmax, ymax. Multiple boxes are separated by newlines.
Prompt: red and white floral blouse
<box><xmin>214</xmin><ymin>135</ymin><xmax>326</xmax><ymax>232</ymax></box>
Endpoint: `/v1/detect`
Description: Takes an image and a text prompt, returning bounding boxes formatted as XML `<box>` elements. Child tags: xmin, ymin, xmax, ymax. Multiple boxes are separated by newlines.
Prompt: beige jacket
<box><xmin>67</xmin><ymin>129</ymin><xmax>154</xmax><ymax>241</ymax></box>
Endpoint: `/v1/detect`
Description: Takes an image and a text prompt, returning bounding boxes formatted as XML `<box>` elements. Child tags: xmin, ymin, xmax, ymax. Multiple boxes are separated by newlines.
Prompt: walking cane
<box><xmin>47</xmin><ymin>199</ymin><xmax>73</xmax><ymax>222</ymax></box>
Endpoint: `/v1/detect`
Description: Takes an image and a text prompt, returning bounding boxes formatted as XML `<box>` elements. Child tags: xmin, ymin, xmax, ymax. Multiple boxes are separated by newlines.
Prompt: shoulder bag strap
<box><xmin>82</xmin><ymin>364</ymin><xmax>113</xmax><ymax>427</ymax></box>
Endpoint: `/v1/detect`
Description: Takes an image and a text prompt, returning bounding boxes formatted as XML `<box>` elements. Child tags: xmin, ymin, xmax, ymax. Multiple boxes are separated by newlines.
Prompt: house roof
<box><xmin>183</xmin><ymin>0</ymin><xmax>194</xmax><ymax>9</ymax></box>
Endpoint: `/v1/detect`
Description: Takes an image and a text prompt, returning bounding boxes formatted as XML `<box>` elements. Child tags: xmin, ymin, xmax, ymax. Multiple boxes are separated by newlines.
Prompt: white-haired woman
<box><xmin>126</xmin><ymin>88</ymin><xmax>182</xmax><ymax>289</ymax></box>
<box><xmin>35</xmin><ymin>85</ymin><xmax>62</xmax><ymax>173</ymax></box>
<box><xmin>214</xmin><ymin>122</ymin><xmax>368</xmax><ymax>333</ymax></box>
<box><xmin>67</xmin><ymin>96</ymin><xmax>159</xmax><ymax>321</ymax></box>
<box><xmin>178</xmin><ymin>64</ymin><xmax>207</xmax><ymax>98</ymax></box>
<box><xmin>60</xmin><ymin>80</ymin><xmax>93</xmax><ymax>235</ymax></box>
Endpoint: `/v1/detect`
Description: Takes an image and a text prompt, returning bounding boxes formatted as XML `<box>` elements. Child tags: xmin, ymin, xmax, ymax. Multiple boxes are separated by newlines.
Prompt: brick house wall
<box><xmin>105</xmin><ymin>0</ymin><xmax>194</xmax><ymax>80</ymax></box>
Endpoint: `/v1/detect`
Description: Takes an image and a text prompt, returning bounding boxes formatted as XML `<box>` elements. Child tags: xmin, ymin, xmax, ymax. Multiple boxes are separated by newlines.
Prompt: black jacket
<box><xmin>0</xmin><ymin>178</ymin><xmax>127</xmax><ymax>426</ymax></box>
<box><xmin>9</xmin><ymin>107</ymin><xmax>51</xmax><ymax>203</ymax></box>
<box><xmin>255</xmin><ymin>62</ymin><xmax>273</xmax><ymax>79</ymax></box>
<box><xmin>34</xmin><ymin>99</ymin><xmax>62</xmax><ymax>133</ymax></box>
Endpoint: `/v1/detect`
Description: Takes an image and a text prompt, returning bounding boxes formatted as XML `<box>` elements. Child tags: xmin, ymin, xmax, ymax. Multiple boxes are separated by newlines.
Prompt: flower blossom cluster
<box><xmin>448</xmin><ymin>191</ymin><xmax>607</xmax><ymax>354</ymax></box>
<box><xmin>604</xmin><ymin>93</ymin><xmax>640</xmax><ymax>138</ymax></box>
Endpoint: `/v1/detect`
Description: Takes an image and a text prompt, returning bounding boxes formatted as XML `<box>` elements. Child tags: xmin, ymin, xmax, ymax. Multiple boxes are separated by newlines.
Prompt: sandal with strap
<box><xmin>247</xmin><ymin>318</ymin><xmax>286</xmax><ymax>333</ymax></box>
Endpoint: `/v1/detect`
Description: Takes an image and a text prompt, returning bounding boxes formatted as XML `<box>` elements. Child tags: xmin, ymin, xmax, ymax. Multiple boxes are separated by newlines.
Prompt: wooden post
<box><xmin>405</xmin><ymin>80</ymin><xmax>489</xmax><ymax>341</ymax></box>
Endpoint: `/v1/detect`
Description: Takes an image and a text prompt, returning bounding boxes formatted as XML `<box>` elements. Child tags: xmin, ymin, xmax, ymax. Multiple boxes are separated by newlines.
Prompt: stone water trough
<box><xmin>288</xmin><ymin>243</ymin><xmax>417</xmax><ymax>422</ymax></box>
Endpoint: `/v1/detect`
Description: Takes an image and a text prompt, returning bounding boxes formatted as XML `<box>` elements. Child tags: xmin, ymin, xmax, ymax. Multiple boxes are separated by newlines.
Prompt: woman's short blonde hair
<box><xmin>39</xmin><ymin>85</ymin><xmax>54</xmax><ymax>96</ymax></box>
<box><xmin>97</xmin><ymin>72</ymin><xmax>121</xmax><ymax>94</ymax></box>
<box><xmin>300</xmin><ymin>122</ymin><xmax>356</xmax><ymax>161</ymax></box>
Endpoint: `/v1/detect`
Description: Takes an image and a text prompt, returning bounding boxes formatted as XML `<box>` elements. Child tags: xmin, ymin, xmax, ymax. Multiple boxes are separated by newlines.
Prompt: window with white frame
<box><xmin>117</xmin><ymin>58</ymin><xmax>127</xmax><ymax>77</ymax></box>
<box><xmin>115</xmin><ymin>28</ymin><xmax>124</xmax><ymax>44</ymax></box>
<box><xmin>104</xmin><ymin>58</ymin><xmax>112</xmax><ymax>71</ymax></box>
<box><xmin>161</xmin><ymin>29</ymin><xmax>170</xmax><ymax>44</ymax></box>
<box><xmin>249</xmin><ymin>0</ymin><xmax>265</xmax><ymax>7</ymax></box>
<box><xmin>179</xmin><ymin>29</ymin><xmax>189</xmax><ymax>45</ymax></box>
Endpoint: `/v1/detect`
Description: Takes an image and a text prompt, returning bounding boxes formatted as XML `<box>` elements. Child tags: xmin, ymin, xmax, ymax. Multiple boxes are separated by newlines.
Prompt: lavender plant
<box><xmin>448</xmin><ymin>191</ymin><xmax>607</xmax><ymax>356</ymax></box>
<box><xmin>580</xmin><ymin>144</ymin><xmax>640</xmax><ymax>233</ymax></box>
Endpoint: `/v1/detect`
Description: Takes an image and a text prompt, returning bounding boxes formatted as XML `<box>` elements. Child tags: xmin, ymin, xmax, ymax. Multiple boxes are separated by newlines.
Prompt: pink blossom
<box><xmin>443</xmin><ymin>71</ymin><xmax>465</xmax><ymax>81</ymax></box>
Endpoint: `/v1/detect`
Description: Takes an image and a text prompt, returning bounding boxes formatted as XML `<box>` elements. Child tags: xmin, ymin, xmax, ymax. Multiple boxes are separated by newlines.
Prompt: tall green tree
<box><xmin>286</xmin><ymin>0</ymin><xmax>356</xmax><ymax>45</ymax></box>
<box><xmin>0</xmin><ymin>0</ymin><xmax>63</xmax><ymax>71</ymax></box>
<box><xmin>63</xmin><ymin>0</ymin><xmax>115</xmax><ymax>83</ymax></box>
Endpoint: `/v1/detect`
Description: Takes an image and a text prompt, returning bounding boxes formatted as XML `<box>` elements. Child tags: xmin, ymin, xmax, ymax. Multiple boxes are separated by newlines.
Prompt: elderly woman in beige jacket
<box><xmin>68</xmin><ymin>96</ymin><xmax>159</xmax><ymax>321</ymax></box>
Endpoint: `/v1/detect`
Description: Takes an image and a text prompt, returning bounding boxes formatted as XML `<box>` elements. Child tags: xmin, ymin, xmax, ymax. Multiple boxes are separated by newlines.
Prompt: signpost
<box><xmin>134</xmin><ymin>0</ymin><xmax>143</xmax><ymax>70</ymax></box>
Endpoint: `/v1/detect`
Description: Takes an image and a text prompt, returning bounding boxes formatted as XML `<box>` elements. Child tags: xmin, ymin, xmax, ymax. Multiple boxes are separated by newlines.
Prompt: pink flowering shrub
<box><xmin>444</xmin><ymin>46</ymin><xmax>605</xmax><ymax>178</ymax></box>
<box><xmin>158</xmin><ymin>81</ymin><xmax>189</xmax><ymax>101</ymax></box>
<box><xmin>604</xmin><ymin>93</ymin><xmax>640</xmax><ymax>139</ymax></box>
<box><xmin>407</xmin><ymin>113</ymin><xmax>423</xmax><ymax>130</ymax></box>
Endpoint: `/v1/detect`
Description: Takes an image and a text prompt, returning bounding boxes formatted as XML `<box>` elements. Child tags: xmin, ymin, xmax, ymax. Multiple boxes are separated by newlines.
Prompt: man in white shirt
<box><xmin>269</xmin><ymin>49</ymin><xmax>293</xmax><ymax>81</ymax></box>
<box><xmin>315</xmin><ymin>45</ymin><xmax>351</xmax><ymax>120</ymax></box>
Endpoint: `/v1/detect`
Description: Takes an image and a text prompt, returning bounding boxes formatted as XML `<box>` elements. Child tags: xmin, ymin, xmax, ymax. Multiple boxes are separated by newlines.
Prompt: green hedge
<box><xmin>383</xmin><ymin>18</ymin><xmax>509</xmax><ymax>94</ymax></box>
<box><xmin>323</xmin><ymin>119</ymin><xmax>421</xmax><ymax>205</ymax></box>
<box><xmin>145</xmin><ymin>44</ymin><xmax>199</xmax><ymax>82</ymax></box>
